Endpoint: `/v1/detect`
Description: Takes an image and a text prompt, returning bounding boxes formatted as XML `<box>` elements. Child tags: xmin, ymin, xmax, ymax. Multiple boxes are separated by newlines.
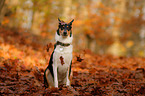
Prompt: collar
<box><xmin>56</xmin><ymin>41</ymin><xmax>71</xmax><ymax>47</ymax></box>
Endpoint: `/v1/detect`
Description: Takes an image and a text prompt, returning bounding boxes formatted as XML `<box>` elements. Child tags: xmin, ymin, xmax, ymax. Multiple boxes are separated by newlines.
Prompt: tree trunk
<box><xmin>0</xmin><ymin>0</ymin><xmax>5</xmax><ymax>24</ymax></box>
<box><xmin>21</xmin><ymin>0</ymin><xmax>33</xmax><ymax>31</ymax></box>
<box><xmin>108</xmin><ymin>0</ymin><xmax>127</xmax><ymax>56</ymax></box>
<box><xmin>62</xmin><ymin>0</ymin><xmax>72</xmax><ymax>21</ymax></box>
<box><xmin>0</xmin><ymin>0</ymin><xmax>5</xmax><ymax>13</ymax></box>
<box><xmin>139</xmin><ymin>4</ymin><xmax>145</xmax><ymax>56</ymax></box>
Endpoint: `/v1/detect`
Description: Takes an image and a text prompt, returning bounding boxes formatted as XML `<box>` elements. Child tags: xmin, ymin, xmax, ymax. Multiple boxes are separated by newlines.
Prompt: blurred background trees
<box><xmin>0</xmin><ymin>0</ymin><xmax>145</xmax><ymax>57</ymax></box>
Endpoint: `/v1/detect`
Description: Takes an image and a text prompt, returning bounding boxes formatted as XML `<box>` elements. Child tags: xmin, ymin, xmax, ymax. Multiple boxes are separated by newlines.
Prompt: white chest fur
<box><xmin>54</xmin><ymin>32</ymin><xmax>73</xmax><ymax>71</ymax></box>
<box><xmin>53</xmin><ymin>45</ymin><xmax>73</xmax><ymax>84</ymax></box>
<box><xmin>53</xmin><ymin>45</ymin><xmax>73</xmax><ymax>68</ymax></box>
<box><xmin>52</xmin><ymin>32</ymin><xmax>73</xmax><ymax>87</ymax></box>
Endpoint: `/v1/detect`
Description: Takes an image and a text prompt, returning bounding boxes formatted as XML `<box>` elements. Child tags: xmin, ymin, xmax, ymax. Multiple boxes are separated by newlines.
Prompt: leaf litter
<box><xmin>0</xmin><ymin>27</ymin><xmax>145</xmax><ymax>95</ymax></box>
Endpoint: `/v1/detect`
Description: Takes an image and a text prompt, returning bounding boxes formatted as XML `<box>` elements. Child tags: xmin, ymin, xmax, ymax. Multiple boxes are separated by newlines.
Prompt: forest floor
<box><xmin>0</xmin><ymin>27</ymin><xmax>145</xmax><ymax>96</ymax></box>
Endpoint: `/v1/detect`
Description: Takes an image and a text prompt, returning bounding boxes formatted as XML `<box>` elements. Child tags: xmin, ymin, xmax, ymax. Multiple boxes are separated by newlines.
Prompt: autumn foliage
<box><xmin>0</xmin><ymin>26</ymin><xmax>145</xmax><ymax>95</ymax></box>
